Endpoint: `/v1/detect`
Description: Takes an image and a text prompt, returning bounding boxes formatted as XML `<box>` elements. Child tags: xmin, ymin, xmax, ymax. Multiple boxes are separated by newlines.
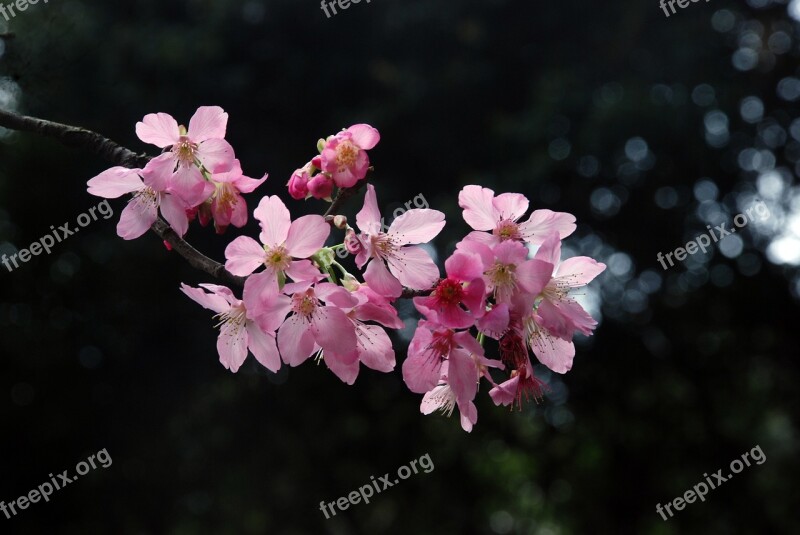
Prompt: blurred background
<box><xmin>1</xmin><ymin>0</ymin><xmax>799</xmax><ymax>533</ymax></box>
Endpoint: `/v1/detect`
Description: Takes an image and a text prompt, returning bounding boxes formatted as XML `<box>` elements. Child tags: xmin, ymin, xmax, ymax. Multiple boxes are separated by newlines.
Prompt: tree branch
<box><xmin>0</xmin><ymin>108</ymin><xmax>243</xmax><ymax>287</ymax></box>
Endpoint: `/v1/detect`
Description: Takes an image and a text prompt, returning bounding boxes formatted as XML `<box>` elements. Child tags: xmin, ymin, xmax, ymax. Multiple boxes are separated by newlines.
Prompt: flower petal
<box><xmin>347</xmin><ymin>124</ymin><xmax>380</xmax><ymax>150</ymax></box>
<box><xmin>356</xmin><ymin>184</ymin><xmax>383</xmax><ymax>234</ymax></box>
<box><xmin>356</xmin><ymin>324</ymin><xmax>395</xmax><ymax>372</ymax></box>
<box><xmin>117</xmin><ymin>195</ymin><xmax>157</xmax><ymax>240</ymax></box>
<box><xmin>492</xmin><ymin>192</ymin><xmax>529</xmax><ymax>221</ymax></box>
<box><xmin>520</xmin><ymin>210</ymin><xmax>577</xmax><ymax>245</ymax></box>
<box><xmin>159</xmin><ymin>193</ymin><xmax>189</xmax><ymax>237</ymax></box>
<box><xmin>224</xmin><ymin>236</ymin><xmax>266</xmax><ymax>276</ymax></box>
<box><xmin>246</xmin><ymin>322</ymin><xmax>281</xmax><ymax>372</ymax></box>
<box><xmin>87</xmin><ymin>167</ymin><xmax>143</xmax><ymax>198</ymax></box>
<box><xmin>278</xmin><ymin>315</ymin><xmax>316</xmax><ymax>366</ymax></box>
<box><xmin>310</xmin><ymin>306</ymin><xmax>357</xmax><ymax>355</ymax></box>
<box><xmin>556</xmin><ymin>257</ymin><xmax>607</xmax><ymax>286</ymax></box>
<box><xmin>196</xmin><ymin>138</ymin><xmax>235</xmax><ymax>174</ymax></box>
<box><xmin>364</xmin><ymin>259</ymin><xmax>403</xmax><ymax>299</ymax></box>
<box><xmin>179</xmin><ymin>283</ymin><xmax>230</xmax><ymax>314</ymax></box>
<box><xmin>217</xmin><ymin>319</ymin><xmax>249</xmax><ymax>373</ymax></box>
<box><xmin>389</xmin><ymin>209</ymin><xmax>446</xmax><ymax>246</ymax></box>
<box><xmin>285</xmin><ymin>215</ymin><xmax>330</xmax><ymax>258</ymax></box>
<box><xmin>254</xmin><ymin>195</ymin><xmax>292</xmax><ymax>247</ymax></box>
<box><xmin>188</xmin><ymin>106</ymin><xmax>228</xmax><ymax>142</ymax></box>
<box><xmin>458</xmin><ymin>185</ymin><xmax>497</xmax><ymax>231</ymax></box>
<box><xmin>386</xmin><ymin>246</ymin><xmax>440</xmax><ymax>291</ymax></box>
<box><xmin>136</xmin><ymin>112</ymin><xmax>179</xmax><ymax>147</ymax></box>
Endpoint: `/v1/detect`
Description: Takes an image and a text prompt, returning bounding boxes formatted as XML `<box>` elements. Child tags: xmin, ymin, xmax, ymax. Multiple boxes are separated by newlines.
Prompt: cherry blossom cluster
<box><xmin>86</xmin><ymin>107</ymin><xmax>606</xmax><ymax>432</ymax></box>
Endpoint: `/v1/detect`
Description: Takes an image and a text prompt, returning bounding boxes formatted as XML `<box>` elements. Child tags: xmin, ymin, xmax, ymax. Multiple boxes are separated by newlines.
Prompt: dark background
<box><xmin>1</xmin><ymin>0</ymin><xmax>799</xmax><ymax>533</ymax></box>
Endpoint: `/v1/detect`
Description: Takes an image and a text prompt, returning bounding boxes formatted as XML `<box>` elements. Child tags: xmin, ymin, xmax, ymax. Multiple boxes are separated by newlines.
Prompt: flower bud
<box><xmin>333</xmin><ymin>215</ymin><xmax>348</xmax><ymax>229</ymax></box>
<box><xmin>345</xmin><ymin>228</ymin><xmax>363</xmax><ymax>255</ymax></box>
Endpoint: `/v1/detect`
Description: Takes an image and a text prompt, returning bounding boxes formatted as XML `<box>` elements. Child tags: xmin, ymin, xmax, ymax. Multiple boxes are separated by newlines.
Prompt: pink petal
<box><xmin>234</xmin><ymin>173</ymin><xmax>268</xmax><ymax>194</ymax></box>
<box><xmin>169</xmin><ymin>166</ymin><xmax>214</xmax><ymax>207</ymax></box>
<box><xmin>516</xmin><ymin>259</ymin><xmax>554</xmax><ymax>295</ymax></box>
<box><xmin>403</xmin><ymin>327</ymin><xmax>443</xmax><ymax>394</ymax></box>
<box><xmin>356</xmin><ymin>324</ymin><xmax>395</xmax><ymax>372</ymax></box>
<box><xmin>476</xmin><ymin>304</ymin><xmax>510</xmax><ymax>339</ymax></box>
<box><xmin>461</xmin><ymin>278</ymin><xmax>486</xmax><ymax>317</ymax></box>
<box><xmin>458</xmin><ymin>400</ymin><xmax>478</xmax><ymax>433</ymax></box>
<box><xmin>492</xmin><ymin>192</ymin><xmax>529</xmax><ymax>221</ymax></box>
<box><xmin>243</xmin><ymin>275</ymin><xmax>291</xmax><ymax>332</ymax></box>
<box><xmin>135</xmin><ymin>112</ymin><xmax>179</xmax><ymax>147</ymax></box>
<box><xmin>364</xmin><ymin>259</ymin><xmax>403</xmax><ymax>299</ymax></box>
<box><xmin>533</xmin><ymin>232</ymin><xmax>562</xmax><ymax>265</ymax></box>
<box><xmin>254</xmin><ymin>196</ymin><xmax>291</xmax><ymax>248</ymax></box>
<box><xmin>217</xmin><ymin>320</ymin><xmax>248</xmax><ymax>373</ymax></box>
<box><xmin>188</xmin><ymin>106</ymin><xmax>228</xmax><ymax>142</ymax></box>
<box><xmin>458</xmin><ymin>185</ymin><xmax>497</xmax><ymax>231</ymax></box>
<box><xmin>246</xmin><ymin>322</ymin><xmax>281</xmax><ymax>372</ymax></box>
<box><xmin>224</xmin><ymin>236</ymin><xmax>266</xmax><ymax>276</ymax></box>
<box><xmin>389</xmin><ymin>209</ymin><xmax>446</xmax><ymax>246</ymax></box>
<box><xmin>493</xmin><ymin>240</ymin><xmax>529</xmax><ymax>266</ymax></box>
<box><xmin>285</xmin><ymin>215</ymin><xmax>330</xmax><ymax>258</ymax></box>
<box><xmin>520</xmin><ymin>210</ymin><xmax>577</xmax><ymax>245</ymax></box>
<box><xmin>285</xmin><ymin>260</ymin><xmax>325</xmax><ymax>284</ymax></box>
<box><xmin>179</xmin><ymin>283</ymin><xmax>230</xmax><ymax>314</ymax></box>
<box><xmin>141</xmin><ymin>153</ymin><xmax>175</xmax><ymax>192</ymax></box>
<box><xmin>323</xmin><ymin>351</ymin><xmax>360</xmax><ymax>385</ymax></box>
<box><xmin>347</xmin><ymin>124</ymin><xmax>380</xmax><ymax>150</ymax></box>
<box><xmin>356</xmin><ymin>184</ymin><xmax>383</xmax><ymax>234</ymax></box>
<box><xmin>315</xmin><ymin>283</ymin><xmax>359</xmax><ymax>309</ymax></box>
<box><xmin>489</xmin><ymin>375</ymin><xmax>519</xmax><ymax>406</ymax></box>
<box><xmin>447</xmin><ymin>348</ymin><xmax>478</xmax><ymax>404</ymax></box>
<box><xmin>87</xmin><ymin>167</ymin><xmax>143</xmax><ymax>198</ymax></box>
<box><xmin>278</xmin><ymin>315</ymin><xmax>316</xmax><ymax>366</ymax></box>
<box><xmin>196</xmin><ymin>138</ymin><xmax>235</xmax><ymax>174</ymax></box>
<box><xmin>117</xmin><ymin>195</ymin><xmax>158</xmax><ymax>240</ymax></box>
<box><xmin>556</xmin><ymin>257</ymin><xmax>607</xmax><ymax>286</ymax></box>
<box><xmin>159</xmin><ymin>193</ymin><xmax>189</xmax><ymax>237</ymax></box>
<box><xmin>531</xmin><ymin>327</ymin><xmax>575</xmax><ymax>374</ymax></box>
<box><xmin>386</xmin><ymin>246</ymin><xmax>440</xmax><ymax>291</ymax></box>
<box><xmin>444</xmin><ymin>251</ymin><xmax>483</xmax><ymax>282</ymax></box>
<box><xmin>310</xmin><ymin>306</ymin><xmax>357</xmax><ymax>355</ymax></box>
<box><xmin>229</xmin><ymin>195</ymin><xmax>248</xmax><ymax>228</ymax></box>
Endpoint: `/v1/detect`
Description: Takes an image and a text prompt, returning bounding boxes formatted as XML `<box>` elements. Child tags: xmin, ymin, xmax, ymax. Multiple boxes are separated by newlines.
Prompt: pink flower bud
<box><xmin>345</xmin><ymin>228</ymin><xmax>363</xmax><ymax>255</ymax></box>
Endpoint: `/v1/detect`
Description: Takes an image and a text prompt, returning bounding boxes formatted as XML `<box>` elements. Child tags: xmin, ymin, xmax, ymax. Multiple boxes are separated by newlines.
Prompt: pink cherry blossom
<box><xmin>202</xmin><ymin>159</ymin><xmax>267</xmax><ymax>234</ymax></box>
<box><xmin>135</xmin><ymin>106</ymin><xmax>235</xmax><ymax>173</ymax></box>
<box><xmin>458</xmin><ymin>185</ymin><xmax>577</xmax><ymax>246</ymax></box>
<box><xmin>354</xmin><ymin>184</ymin><xmax>445</xmax><ymax>298</ymax></box>
<box><xmin>457</xmin><ymin>239</ymin><xmax>553</xmax><ymax>304</ymax></box>
<box><xmin>413</xmin><ymin>251</ymin><xmax>486</xmax><ymax>329</ymax></box>
<box><xmin>318</xmin><ymin>124</ymin><xmax>380</xmax><ymax>188</ymax></box>
<box><xmin>276</xmin><ymin>282</ymin><xmax>359</xmax><ymax>375</ymax></box>
<box><xmin>225</xmin><ymin>195</ymin><xmax>330</xmax><ymax>302</ymax></box>
<box><xmin>533</xmin><ymin>232</ymin><xmax>606</xmax><ymax>340</ymax></box>
<box><xmin>87</xmin><ymin>157</ymin><xmax>190</xmax><ymax>240</ymax></box>
<box><xmin>180</xmin><ymin>283</ymin><xmax>283</xmax><ymax>373</ymax></box>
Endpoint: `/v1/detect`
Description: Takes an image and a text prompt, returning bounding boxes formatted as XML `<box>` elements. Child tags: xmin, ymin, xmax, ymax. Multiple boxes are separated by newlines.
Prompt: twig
<box><xmin>0</xmin><ymin>108</ymin><xmax>243</xmax><ymax>287</ymax></box>
<box><xmin>0</xmin><ymin>32</ymin><xmax>15</xmax><ymax>39</ymax></box>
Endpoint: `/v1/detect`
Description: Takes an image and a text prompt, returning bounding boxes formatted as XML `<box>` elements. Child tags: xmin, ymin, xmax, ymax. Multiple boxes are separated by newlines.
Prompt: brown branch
<box><xmin>0</xmin><ymin>33</ymin><xmax>15</xmax><ymax>39</ymax></box>
<box><xmin>0</xmin><ymin>108</ymin><xmax>243</xmax><ymax>287</ymax></box>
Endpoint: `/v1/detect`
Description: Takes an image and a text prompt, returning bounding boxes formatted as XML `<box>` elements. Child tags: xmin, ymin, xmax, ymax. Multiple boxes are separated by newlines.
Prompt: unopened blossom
<box><xmin>180</xmin><ymin>283</ymin><xmax>284</xmax><ymax>373</ymax></box>
<box><xmin>287</xmin><ymin>163</ymin><xmax>312</xmax><ymax>200</ymax></box>
<box><xmin>354</xmin><ymin>184</ymin><xmax>445</xmax><ymax>298</ymax></box>
<box><xmin>87</xmin><ymin>156</ymin><xmax>190</xmax><ymax>240</ymax></box>
<box><xmin>318</xmin><ymin>124</ymin><xmax>380</xmax><ymax>188</ymax></box>
<box><xmin>458</xmin><ymin>185</ymin><xmax>577</xmax><ymax>246</ymax></box>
